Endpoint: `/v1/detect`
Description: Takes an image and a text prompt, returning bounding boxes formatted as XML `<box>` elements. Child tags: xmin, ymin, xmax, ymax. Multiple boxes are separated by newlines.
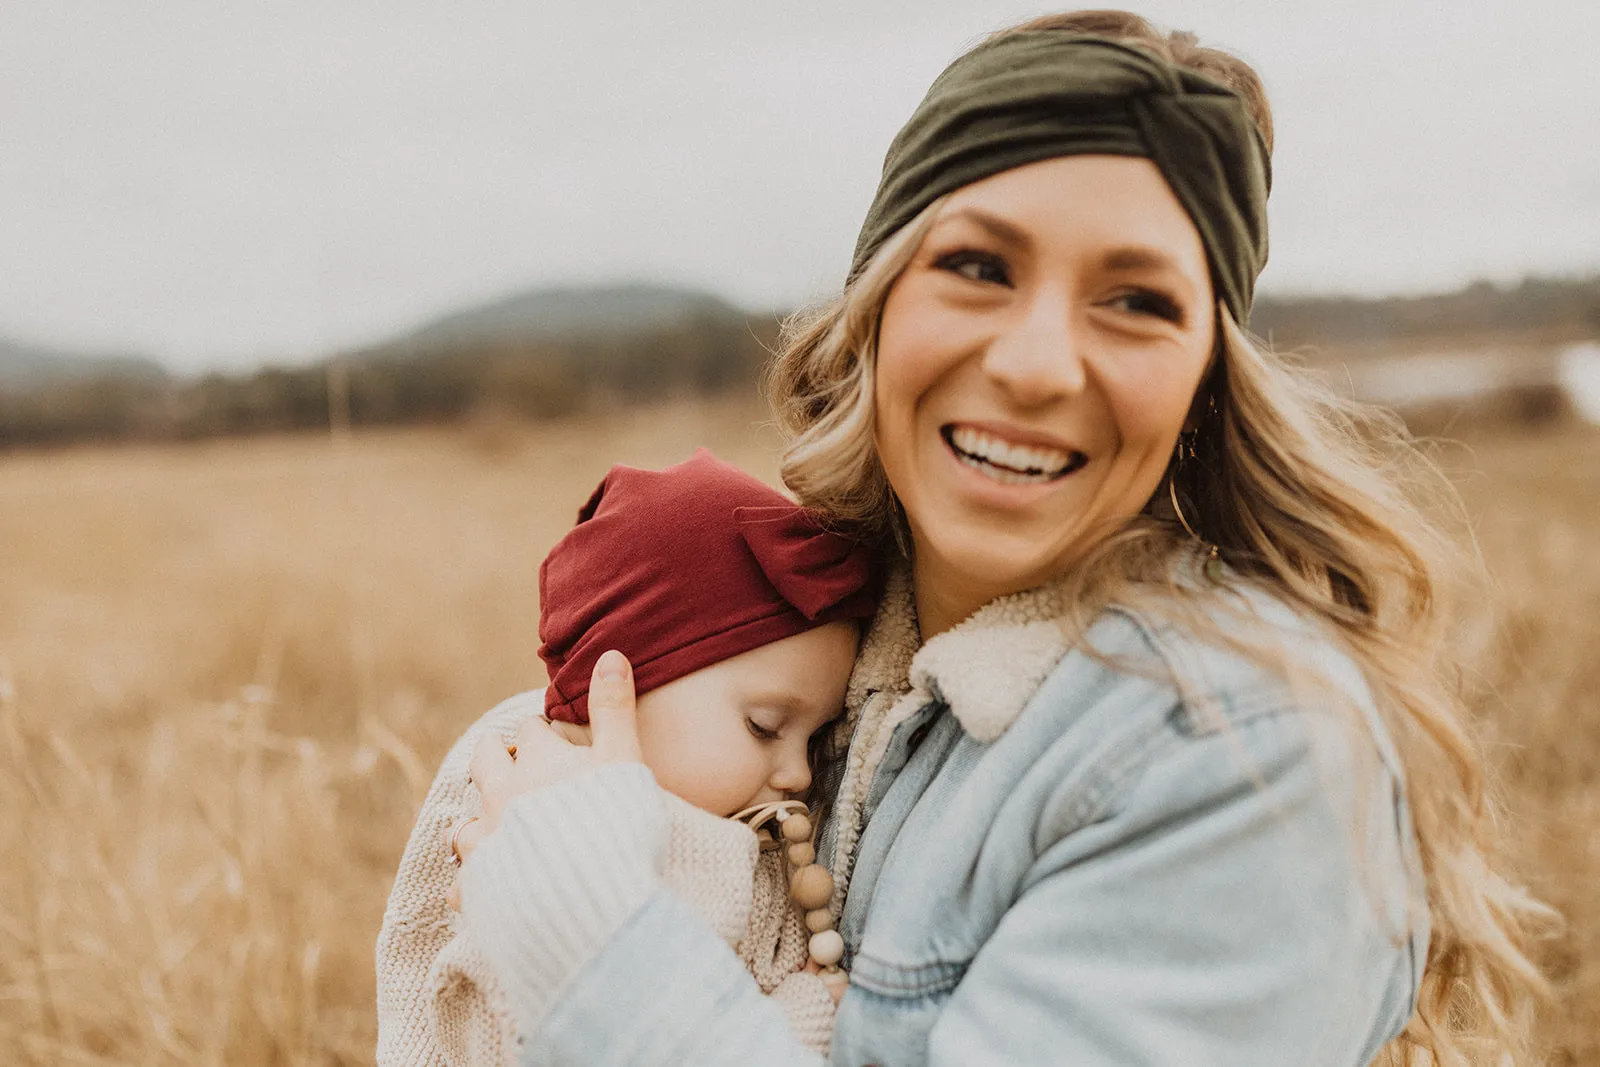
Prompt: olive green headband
<box><xmin>850</xmin><ymin>32</ymin><xmax>1272</xmax><ymax>327</ymax></box>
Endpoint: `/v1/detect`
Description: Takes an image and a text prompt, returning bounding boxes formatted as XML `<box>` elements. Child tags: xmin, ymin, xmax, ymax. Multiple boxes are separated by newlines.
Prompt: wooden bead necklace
<box><xmin>733</xmin><ymin>800</ymin><xmax>847</xmax><ymax>994</ymax></box>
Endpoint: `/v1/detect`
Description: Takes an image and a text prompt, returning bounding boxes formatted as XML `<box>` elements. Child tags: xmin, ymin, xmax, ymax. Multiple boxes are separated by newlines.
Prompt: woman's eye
<box><xmin>745</xmin><ymin>717</ymin><xmax>780</xmax><ymax>741</ymax></box>
<box><xmin>933</xmin><ymin>249</ymin><xmax>1011</xmax><ymax>286</ymax></box>
<box><xmin>1107</xmin><ymin>289</ymin><xmax>1184</xmax><ymax>323</ymax></box>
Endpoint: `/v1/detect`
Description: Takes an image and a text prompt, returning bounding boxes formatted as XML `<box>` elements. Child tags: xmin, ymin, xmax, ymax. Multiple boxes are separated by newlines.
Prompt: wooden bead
<box><xmin>808</xmin><ymin>929</ymin><xmax>846</xmax><ymax>967</ymax></box>
<box><xmin>786</xmin><ymin>842</ymin><xmax>815</xmax><ymax>868</ymax></box>
<box><xmin>804</xmin><ymin>908</ymin><xmax>834</xmax><ymax>933</ymax></box>
<box><xmin>790</xmin><ymin>864</ymin><xmax>834</xmax><ymax>910</ymax></box>
<box><xmin>780</xmin><ymin>813</ymin><xmax>813</xmax><ymax>843</ymax></box>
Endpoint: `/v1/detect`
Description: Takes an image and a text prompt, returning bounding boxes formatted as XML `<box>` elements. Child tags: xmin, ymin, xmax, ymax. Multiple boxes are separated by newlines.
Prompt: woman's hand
<box><xmin>446</xmin><ymin>649</ymin><xmax>640</xmax><ymax>904</ymax></box>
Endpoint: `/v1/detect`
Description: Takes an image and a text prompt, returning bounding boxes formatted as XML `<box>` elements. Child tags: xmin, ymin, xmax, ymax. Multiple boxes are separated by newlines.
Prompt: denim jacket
<box><xmin>522</xmin><ymin>570</ymin><xmax>1427</xmax><ymax>1066</ymax></box>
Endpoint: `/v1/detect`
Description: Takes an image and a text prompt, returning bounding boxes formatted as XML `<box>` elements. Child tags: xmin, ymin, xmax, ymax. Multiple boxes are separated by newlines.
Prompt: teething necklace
<box><xmin>732</xmin><ymin>800</ymin><xmax>847</xmax><ymax>995</ymax></box>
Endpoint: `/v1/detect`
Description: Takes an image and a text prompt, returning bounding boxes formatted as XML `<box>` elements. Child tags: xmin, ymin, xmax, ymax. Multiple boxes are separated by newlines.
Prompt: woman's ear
<box><xmin>1183</xmin><ymin>324</ymin><xmax>1226</xmax><ymax>432</ymax></box>
<box><xmin>1182</xmin><ymin>376</ymin><xmax>1216</xmax><ymax>434</ymax></box>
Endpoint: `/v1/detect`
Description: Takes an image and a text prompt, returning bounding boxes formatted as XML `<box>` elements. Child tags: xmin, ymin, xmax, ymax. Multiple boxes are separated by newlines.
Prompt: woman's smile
<box><xmin>942</xmin><ymin>423</ymin><xmax>1089</xmax><ymax>486</ymax></box>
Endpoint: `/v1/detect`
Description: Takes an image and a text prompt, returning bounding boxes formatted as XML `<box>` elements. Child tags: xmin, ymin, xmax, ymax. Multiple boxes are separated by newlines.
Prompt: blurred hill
<box><xmin>0</xmin><ymin>337</ymin><xmax>166</xmax><ymax>390</ymax></box>
<box><xmin>1</xmin><ymin>283</ymin><xmax>777</xmax><ymax>448</ymax></box>
<box><xmin>2</xmin><ymin>273</ymin><xmax>1597</xmax><ymax>449</ymax></box>
<box><xmin>365</xmin><ymin>282</ymin><xmax>746</xmax><ymax>355</ymax></box>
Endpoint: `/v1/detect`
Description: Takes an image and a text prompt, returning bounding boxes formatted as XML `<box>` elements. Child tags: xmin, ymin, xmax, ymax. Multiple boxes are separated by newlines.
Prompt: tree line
<box><xmin>0</xmin><ymin>311</ymin><xmax>778</xmax><ymax>449</ymax></box>
<box><xmin>2</xmin><ymin>274</ymin><xmax>1597</xmax><ymax>450</ymax></box>
<box><xmin>1250</xmin><ymin>275</ymin><xmax>1600</xmax><ymax>350</ymax></box>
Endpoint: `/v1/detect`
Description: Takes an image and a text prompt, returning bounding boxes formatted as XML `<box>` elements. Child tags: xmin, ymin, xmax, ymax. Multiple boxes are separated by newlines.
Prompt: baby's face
<box><xmin>632</xmin><ymin>621</ymin><xmax>859</xmax><ymax>818</ymax></box>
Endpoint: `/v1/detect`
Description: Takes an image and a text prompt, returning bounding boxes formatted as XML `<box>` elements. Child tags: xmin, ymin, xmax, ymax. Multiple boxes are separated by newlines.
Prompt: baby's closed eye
<box><xmin>745</xmin><ymin>716</ymin><xmax>781</xmax><ymax>741</ymax></box>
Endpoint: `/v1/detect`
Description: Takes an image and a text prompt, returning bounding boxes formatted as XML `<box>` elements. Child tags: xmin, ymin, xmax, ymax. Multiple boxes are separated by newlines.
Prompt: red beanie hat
<box><xmin>539</xmin><ymin>449</ymin><xmax>880</xmax><ymax>723</ymax></box>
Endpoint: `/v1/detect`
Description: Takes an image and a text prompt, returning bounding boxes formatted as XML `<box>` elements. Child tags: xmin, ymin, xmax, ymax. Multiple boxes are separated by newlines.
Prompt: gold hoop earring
<box><xmin>1169</xmin><ymin>435</ymin><xmax>1224</xmax><ymax>583</ymax></box>
<box><xmin>1167</xmin><ymin>472</ymin><xmax>1201</xmax><ymax>541</ymax></box>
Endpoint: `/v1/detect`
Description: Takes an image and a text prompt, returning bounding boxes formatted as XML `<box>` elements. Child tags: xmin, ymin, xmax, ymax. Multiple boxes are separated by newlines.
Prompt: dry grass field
<box><xmin>2</xmin><ymin>395</ymin><xmax>1596</xmax><ymax>1065</ymax></box>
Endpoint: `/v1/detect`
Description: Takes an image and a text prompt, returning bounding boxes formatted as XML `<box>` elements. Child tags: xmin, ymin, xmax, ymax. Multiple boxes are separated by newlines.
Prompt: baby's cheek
<box><xmin>649</xmin><ymin>752</ymin><xmax>754</xmax><ymax>818</ymax></box>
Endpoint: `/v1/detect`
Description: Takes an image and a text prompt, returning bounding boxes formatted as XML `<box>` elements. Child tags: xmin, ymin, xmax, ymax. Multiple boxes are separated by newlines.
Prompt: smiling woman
<box><xmin>441</xmin><ymin>11</ymin><xmax>1549</xmax><ymax>1067</ymax></box>
<box><xmin>873</xmin><ymin>157</ymin><xmax>1217</xmax><ymax>636</ymax></box>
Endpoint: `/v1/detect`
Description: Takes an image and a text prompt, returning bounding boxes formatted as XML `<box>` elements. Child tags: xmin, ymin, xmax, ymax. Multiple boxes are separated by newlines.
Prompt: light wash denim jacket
<box><xmin>520</xmin><ymin>573</ymin><xmax>1427</xmax><ymax>1066</ymax></box>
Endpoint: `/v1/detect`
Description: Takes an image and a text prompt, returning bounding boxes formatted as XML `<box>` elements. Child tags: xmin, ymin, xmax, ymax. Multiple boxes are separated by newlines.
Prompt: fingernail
<box><xmin>597</xmin><ymin>650</ymin><xmax>629</xmax><ymax>681</ymax></box>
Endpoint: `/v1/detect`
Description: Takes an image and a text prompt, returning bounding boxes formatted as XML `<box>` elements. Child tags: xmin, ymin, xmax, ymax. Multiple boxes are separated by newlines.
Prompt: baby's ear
<box><xmin>549</xmin><ymin>720</ymin><xmax>594</xmax><ymax>747</ymax></box>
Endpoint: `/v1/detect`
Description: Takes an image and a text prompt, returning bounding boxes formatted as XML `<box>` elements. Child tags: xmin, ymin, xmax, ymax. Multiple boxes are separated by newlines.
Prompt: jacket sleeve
<box><xmin>458</xmin><ymin>764</ymin><xmax>827</xmax><ymax>1066</ymax></box>
<box><xmin>925</xmin><ymin>704</ymin><xmax>1421</xmax><ymax>1067</ymax></box>
<box><xmin>517</xmin><ymin>890</ymin><xmax>828</xmax><ymax>1067</ymax></box>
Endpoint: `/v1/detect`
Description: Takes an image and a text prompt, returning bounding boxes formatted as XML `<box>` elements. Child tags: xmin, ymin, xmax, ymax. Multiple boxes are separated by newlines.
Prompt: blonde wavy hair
<box><xmin>766</xmin><ymin>11</ymin><xmax>1552</xmax><ymax>1066</ymax></box>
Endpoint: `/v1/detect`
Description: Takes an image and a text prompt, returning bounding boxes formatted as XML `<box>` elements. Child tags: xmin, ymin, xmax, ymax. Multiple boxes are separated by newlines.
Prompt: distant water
<box><xmin>1558</xmin><ymin>343</ymin><xmax>1600</xmax><ymax>424</ymax></box>
<box><xmin>1329</xmin><ymin>344</ymin><xmax>1600</xmax><ymax>425</ymax></box>
<box><xmin>1349</xmin><ymin>352</ymin><xmax>1513</xmax><ymax>407</ymax></box>
<box><xmin>1334</xmin><ymin>348</ymin><xmax>1555</xmax><ymax>408</ymax></box>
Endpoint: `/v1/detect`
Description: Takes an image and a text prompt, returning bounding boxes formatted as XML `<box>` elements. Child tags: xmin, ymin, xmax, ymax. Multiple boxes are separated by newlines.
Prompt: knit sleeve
<box><xmin>460</xmin><ymin>764</ymin><xmax>838</xmax><ymax>1055</ymax></box>
<box><xmin>659</xmin><ymin>792</ymin><xmax>760</xmax><ymax>947</ymax></box>
<box><xmin>737</xmin><ymin>848</ymin><xmax>812</xmax><ymax>992</ymax></box>
<box><xmin>739</xmin><ymin>846</ymin><xmax>838</xmax><ymax>1053</ymax></box>
<box><xmin>458</xmin><ymin>763</ymin><xmax>671</xmax><ymax>1030</ymax></box>
<box><xmin>658</xmin><ymin>794</ymin><xmax>839</xmax><ymax>1052</ymax></box>
<box><xmin>768</xmin><ymin>972</ymin><xmax>838</xmax><ymax>1055</ymax></box>
<box><xmin>375</xmin><ymin>692</ymin><xmax>546</xmax><ymax>1067</ymax></box>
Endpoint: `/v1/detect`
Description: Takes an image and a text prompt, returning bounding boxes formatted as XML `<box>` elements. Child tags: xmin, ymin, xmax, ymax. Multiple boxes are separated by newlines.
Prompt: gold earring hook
<box><xmin>1169</xmin><ymin>435</ymin><xmax>1224</xmax><ymax>583</ymax></box>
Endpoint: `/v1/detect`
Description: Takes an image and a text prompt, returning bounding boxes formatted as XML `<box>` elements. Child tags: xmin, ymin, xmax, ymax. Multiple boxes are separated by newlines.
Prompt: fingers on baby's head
<box><xmin>549</xmin><ymin>719</ymin><xmax>593</xmax><ymax>746</ymax></box>
<box><xmin>594</xmin><ymin>649</ymin><xmax>631</xmax><ymax>684</ymax></box>
<box><xmin>445</xmin><ymin>815</ymin><xmax>485</xmax><ymax>868</ymax></box>
<box><xmin>587</xmin><ymin>650</ymin><xmax>635</xmax><ymax>717</ymax></box>
<box><xmin>467</xmin><ymin>731</ymin><xmax>514</xmax><ymax>788</ymax></box>
<box><xmin>586</xmin><ymin>650</ymin><xmax>643</xmax><ymax>763</ymax></box>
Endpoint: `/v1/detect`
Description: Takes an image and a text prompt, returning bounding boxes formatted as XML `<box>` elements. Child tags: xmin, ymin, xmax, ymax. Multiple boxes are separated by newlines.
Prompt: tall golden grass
<box><xmin>2</xmin><ymin>396</ymin><xmax>1594</xmax><ymax>1064</ymax></box>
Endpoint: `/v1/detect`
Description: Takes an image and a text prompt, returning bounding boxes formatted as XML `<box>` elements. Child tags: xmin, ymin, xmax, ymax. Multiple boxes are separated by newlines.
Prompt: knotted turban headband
<box><xmin>849</xmin><ymin>32</ymin><xmax>1272</xmax><ymax>327</ymax></box>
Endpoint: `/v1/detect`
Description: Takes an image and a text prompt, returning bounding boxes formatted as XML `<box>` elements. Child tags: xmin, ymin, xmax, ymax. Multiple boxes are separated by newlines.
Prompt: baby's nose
<box><xmin>772</xmin><ymin>751</ymin><xmax>813</xmax><ymax>795</ymax></box>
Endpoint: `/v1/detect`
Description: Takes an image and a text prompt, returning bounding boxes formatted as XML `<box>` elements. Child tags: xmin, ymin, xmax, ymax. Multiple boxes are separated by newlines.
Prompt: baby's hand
<box><xmin>803</xmin><ymin>959</ymin><xmax>848</xmax><ymax>1005</ymax></box>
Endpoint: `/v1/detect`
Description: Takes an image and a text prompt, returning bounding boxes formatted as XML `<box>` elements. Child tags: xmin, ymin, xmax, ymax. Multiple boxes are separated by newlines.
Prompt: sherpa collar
<box><xmin>824</xmin><ymin>563</ymin><xmax>1077</xmax><ymax>915</ymax></box>
<box><xmin>847</xmin><ymin>563</ymin><xmax>1076</xmax><ymax>744</ymax></box>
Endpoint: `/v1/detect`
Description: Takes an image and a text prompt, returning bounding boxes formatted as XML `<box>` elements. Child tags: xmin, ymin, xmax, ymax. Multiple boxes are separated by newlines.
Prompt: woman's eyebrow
<box><xmin>936</xmin><ymin>206</ymin><xmax>1030</xmax><ymax>247</ymax></box>
<box><xmin>1099</xmin><ymin>246</ymin><xmax>1183</xmax><ymax>274</ymax></box>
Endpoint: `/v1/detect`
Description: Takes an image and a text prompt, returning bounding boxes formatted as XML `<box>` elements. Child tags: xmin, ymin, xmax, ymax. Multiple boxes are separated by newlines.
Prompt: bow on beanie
<box><xmin>539</xmin><ymin>450</ymin><xmax>880</xmax><ymax>723</ymax></box>
<box><xmin>850</xmin><ymin>32</ymin><xmax>1271</xmax><ymax>327</ymax></box>
<box><xmin>734</xmin><ymin>505</ymin><xmax>874</xmax><ymax>620</ymax></box>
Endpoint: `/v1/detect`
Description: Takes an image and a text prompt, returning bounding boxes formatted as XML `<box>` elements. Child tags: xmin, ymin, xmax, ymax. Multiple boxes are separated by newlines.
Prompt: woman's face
<box><xmin>874</xmin><ymin>155</ymin><xmax>1217</xmax><ymax>625</ymax></box>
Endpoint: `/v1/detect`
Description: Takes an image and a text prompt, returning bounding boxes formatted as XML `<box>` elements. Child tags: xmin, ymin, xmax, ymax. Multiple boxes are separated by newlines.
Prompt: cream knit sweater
<box><xmin>375</xmin><ymin>693</ymin><xmax>835</xmax><ymax>1065</ymax></box>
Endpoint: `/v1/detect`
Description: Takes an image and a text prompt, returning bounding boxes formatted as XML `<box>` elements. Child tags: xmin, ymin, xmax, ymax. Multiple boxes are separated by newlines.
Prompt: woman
<box><xmin>444</xmin><ymin>12</ymin><xmax>1547</xmax><ymax>1065</ymax></box>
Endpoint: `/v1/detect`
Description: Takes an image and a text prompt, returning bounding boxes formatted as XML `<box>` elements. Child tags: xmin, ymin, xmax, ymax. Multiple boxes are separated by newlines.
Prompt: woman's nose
<box><xmin>980</xmin><ymin>289</ymin><xmax>1088</xmax><ymax>406</ymax></box>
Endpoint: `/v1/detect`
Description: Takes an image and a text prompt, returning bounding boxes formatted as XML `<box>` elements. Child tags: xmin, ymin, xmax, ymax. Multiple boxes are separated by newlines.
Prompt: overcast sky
<box><xmin>3</xmin><ymin>1</ymin><xmax>1598</xmax><ymax>372</ymax></box>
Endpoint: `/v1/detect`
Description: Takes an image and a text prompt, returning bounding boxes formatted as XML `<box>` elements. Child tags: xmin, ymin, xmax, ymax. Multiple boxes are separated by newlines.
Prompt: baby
<box><xmin>376</xmin><ymin>449</ymin><xmax>878</xmax><ymax>1065</ymax></box>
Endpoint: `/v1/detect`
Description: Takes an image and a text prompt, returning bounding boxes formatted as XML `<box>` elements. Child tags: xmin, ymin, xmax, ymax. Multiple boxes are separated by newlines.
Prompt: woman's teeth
<box><xmin>947</xmin><ymin>426</ymin><xmax>1077</xmax><ymax>485</ymax></box>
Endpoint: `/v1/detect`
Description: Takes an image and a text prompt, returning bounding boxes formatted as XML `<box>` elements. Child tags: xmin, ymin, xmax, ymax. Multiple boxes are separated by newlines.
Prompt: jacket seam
<box><xmin>846</xmin><ymin>956</ymin><xmax>970</xmax><ymax>998</ymax></box>
<box><xmin>1103</xmin><ymin>603</ymin><xmax>1319</xmax><ymax>732</ymax></box>
<box><xmin>1054</xmin><ymin>713</ymin><xmax>1183</xmax><ymax>833</ymax></box>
